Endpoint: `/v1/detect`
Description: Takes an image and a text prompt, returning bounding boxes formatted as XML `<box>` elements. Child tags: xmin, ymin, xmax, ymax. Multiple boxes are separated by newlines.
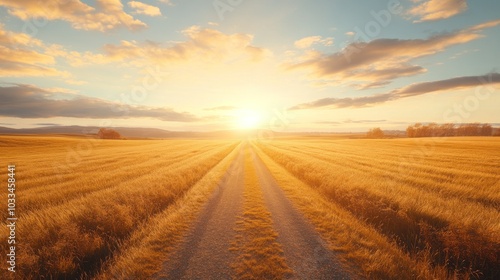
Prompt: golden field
<box><xmin>0</xmin><ymin>135</ymin><xmax>239</xmax><ymax>279</ymax></box>
<box><xmin>254</xmin><ymin>137</ymin><xmax>500</xmax><ymax>279</ymax></box>
<box><xmin>0</xmin><ymin>135</ymin><xmax>499</xmax><ymax>279</ymax></box>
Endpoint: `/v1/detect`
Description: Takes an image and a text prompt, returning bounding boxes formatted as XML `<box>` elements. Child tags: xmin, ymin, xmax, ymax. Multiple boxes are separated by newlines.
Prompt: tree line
<box><xmin>406</xmin><ymin>123</ymin><xmax>493</xmax><ymax>138</ymax></box>
<box><xmin>97</xmin><ymin>128</ymin><xmax>121</xmax><ymax>139</ymax></box>
<box><xmin>366</xmin><ymin>127</ymin><xmax>385</xmax><ymax>138</ymax></box>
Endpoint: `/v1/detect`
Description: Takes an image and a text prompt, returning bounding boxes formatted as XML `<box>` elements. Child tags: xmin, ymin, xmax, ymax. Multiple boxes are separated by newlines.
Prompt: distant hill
<box><xmin>6</xmin><ymin>125</ymin><xmax>472</xmax><ymax>139</ymax></box>
<box><xmin>0</xmin><ymin>125</ymin><xmax>192</xmax><ymax>138</ymax></box>
<box><xmin>0</xmin><ymin>125</ymin><xmax>286</xmax><ymax>139</ymax></box>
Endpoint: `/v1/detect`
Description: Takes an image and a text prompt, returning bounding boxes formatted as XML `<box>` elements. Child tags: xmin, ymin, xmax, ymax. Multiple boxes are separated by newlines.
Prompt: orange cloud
<box><xmin>128</xmin><ymin>1</ymin><xmax>162</xmax><ymax>17</ymax></box>
<box><xmin>294</xmin><ymin>36</ymin><xmax>333</xmax><ymax>49</ymax></box>
<box><xmin>68</xmin><ymin>26</ymin><xmax>271</xmax><ymax>66</ymax></box>
<box><xmin>407</xmin><ymin>0</ymin><xmax>467</xmax><ymax>22</ymax></box>
<box><xmin>0</xmin><ymin>24</ymin><xmax>69</xmax><ymax>77</ymax></box>
<box><xmin>159</xmin><ymin>0</ymin><xmax>174</xmax><ymax>6</ymax></box>
<box><xmin>0</xmin><ymin>0</ymin><xmax>146</xmax><ymax>31</ymax></box>
<box><xmin>286</xmin><ymin>20</ymin><xmax>500</xmax><ymax>89</ymax></box>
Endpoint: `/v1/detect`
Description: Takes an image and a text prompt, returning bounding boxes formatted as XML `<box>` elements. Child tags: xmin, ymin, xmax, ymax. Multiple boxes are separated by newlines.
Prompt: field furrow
<box><xmin>255</xmin><ymin>137</ymin><xmax>500</xmax><ymax>279</ymax></box>
<box><xmin>1</xmin><ymin>135</ymin><xmax>498</xmax><ymax>280</ymax></box>
<box><xmin>0</xmin><ymin>137</ymin><xmax>239</xmax><ymax>280</ymax></box>
<box><xmin>13</xmin><ymin>142</ymin><xmax>228</xmax><ymax>217</ymax></box>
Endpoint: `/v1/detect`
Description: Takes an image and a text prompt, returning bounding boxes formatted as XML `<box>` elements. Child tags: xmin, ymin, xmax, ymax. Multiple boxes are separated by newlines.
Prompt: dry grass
<box><xmin>0</xmin><ymin>135</ymin><xmax>238</xmax><ymax>279</ymax></box>
<box><xmin>1</xmin><ymin>135</ymin><xmax>498</xmax><ymax>279</ymax></box>
<box><xmin>254</xmin><ymin>137</ymin><xmax>500</xmax><ymax>279</ymax></box>
<box><xmin>96</xmin><ymin>142</ymin><xmax>243</xmax><ymax>279</ymax></box>
<box><xmin>230</xmin><ymin>145</ymin><xmax>292</xmax><ymax>279</ymax></box>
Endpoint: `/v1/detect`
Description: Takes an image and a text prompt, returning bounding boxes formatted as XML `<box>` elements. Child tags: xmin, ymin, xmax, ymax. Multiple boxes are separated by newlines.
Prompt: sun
<box><xmin>236</xmin><ymin>109</ymin><xmax>263</xmax><ymax>130</ymax></box>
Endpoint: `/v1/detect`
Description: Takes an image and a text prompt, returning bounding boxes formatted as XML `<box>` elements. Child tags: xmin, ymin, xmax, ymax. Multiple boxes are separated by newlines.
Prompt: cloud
<box><xmin>316</xmin><ymin>119</ymin><xmax>387</xmax><ymax>125</ymax></box>
<box><xmin>290</xmin><ymin>94</ymin><xmax>394</xmax><ymax>110</ymax></box>
<box><xmin>393</xmin><ymin>73</ymin><xmax>500</xmax><ymax>97</ymax></box>
<box><xmin>343</xmin><ymin>119</ymin><xmax>387</xmax><ymax>124</ymax></box>
<box><xmin>34</xmin><ymin>123</ymin><xmax>61</xmax><ymax>126</ymax></box>
<box><xmin>204</xmin><ymin>106</ymin><xmax>238</xmax><ymax>111</ymax></box>
<box><xmin>286</xmin><ymin>20</ymin><xmax>500</xmax><ymax>88</ymax></box>
<box><xmin>158</xmin><ymin>0</ymin><xmax>174</xmax><ymax>5</ymax></box>
<box><xmin>467</xmin><ymin>19</ymin><xmax>500</xmax><ymax>31</ymax></box>
<box><xmin>70</xmin><ymin>26</ymin><xmax>270</xmax><ymax>66</ymax></box>
<box><xmin>0</xmin><ymin>24</ymin><xmax>71</xmax><ymax>77</ymax></box>
<box><xmin>351</xmin><ymin>64</ymin><xmax>427</xmax><ymax>89</ymax></box>
<box><xmin>0</xmin><ymin>0</ymin><xmax>146</xmax><ymax>31</ymax></box>
<box><xmin>407</xmin><ymin>0</ymin><xmax>467</xmax><ymax>22</ymax></box>
<box><xmin>294</xmin><ymin>36</ymin><xmax>333</xmax><ymax>49</ymax></box>
<box><xmin>290</xmin><ymin>73</ymin><xmax>500</xmax><ymax>110</ymax></box>
<box><xmin>0</xmin><ymin>84</ymin><xmax>199</xmax><ymax>122</ymax></box>
<box><xmin>128</xmin><ymin>1</ymin><xmax>162</xmax><ymax>17</ymax></box>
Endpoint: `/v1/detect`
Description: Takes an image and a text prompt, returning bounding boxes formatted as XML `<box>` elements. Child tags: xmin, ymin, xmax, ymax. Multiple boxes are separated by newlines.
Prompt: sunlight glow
<box><xmin>236</xmin><ymin>109</ymin><xmax>263</xmax><ymax>129</ymax></box>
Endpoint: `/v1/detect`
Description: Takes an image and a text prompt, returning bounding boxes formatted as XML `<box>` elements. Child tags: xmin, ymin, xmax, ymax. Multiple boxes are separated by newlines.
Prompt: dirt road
<box><xmin>158</xmin><ymin>145</ymin><xmax>352</xmax><ymax>279</ymax></box>
<box><xmin>158</xmin><ymin>150</ymin><xmax>245</xmax><ymax>279</ymax></box>
<box><xmin>252</xmin><ymin>151</ymin><xmax>351</xmax><ymax>279</ymax></box>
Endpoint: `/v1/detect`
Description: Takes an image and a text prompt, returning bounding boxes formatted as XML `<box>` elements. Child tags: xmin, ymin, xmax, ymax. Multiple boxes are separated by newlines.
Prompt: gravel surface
<box><xmin>252</xmin><ymin>150</ymin><xmax>352</xmax><ymax>280</ymax></box>
<box><xmin>159</xmin><ymin>150</ymin><xmax>245</xmax><ymax>280</ymax></box>
<box><xmin>158</xmin><ymin>146</ymin><xmax>353</xmax><ymax>279</ymax></box>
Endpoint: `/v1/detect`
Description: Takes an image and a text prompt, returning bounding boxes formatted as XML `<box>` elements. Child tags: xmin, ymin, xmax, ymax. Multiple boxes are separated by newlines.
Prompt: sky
<box><xmin>0</xmin><ymin>0</ymin><xmax>499</xmax><ymax>132</ymax></box>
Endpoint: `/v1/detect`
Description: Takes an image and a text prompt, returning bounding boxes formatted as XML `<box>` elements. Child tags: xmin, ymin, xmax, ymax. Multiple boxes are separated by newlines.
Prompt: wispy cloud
<box><xmin>343</xmin><ymin>119</ymin><xmax>387</xmax><ymax>124</ymax></box>
<box><xmin>290</xmin><ymin>73</ymin><xmax>500</xmax><ymax>110</ymax></box>
<box><xmin>286</xmin><ymin>20</ymin><xmax>500</xmax><ymax>89</ymax></box>
<box><xmin>158</xmin><ymin>0</ymin><xmax>174</xmax><ymax>6</ymax></box>
<box><xmin>128</xmin><ymin>1</ymin><xmax>162</xmax><ymax>17</ymax></box>
<box><xmin>204</xmin><ymin>106</ymin><xmax>238</xmax><ymax>111</ymax></box>
<box><xmin>34</xmin><ymin>123</ymin><xmax>61</xmax><ymax>126</ymax></box>
<box><xmin>0</xmin><ymin>0</ymin><xmax>146</xmax><ymax>31</ymax></box>
<box><xmin>294</xmin><ymin>36</ymin><xmax>333</xmax><ymax>49</ymax></box>
<box><xmin>316</xmin><ymin>119</ymin><xmax>387</xmax><ymax>126</ymax></box>
<box><xmin>290</xmin><ymin>94</ymin><xmax>393</xmax><ymax>110</ymax></box>
<box><xmin>407</xmin><ymin>0</ymin><xmax>468</xmax><ymax>22</ymax></box>
<box><xmin>393</xmin><ymin>73</ymin><xmax>500</xmax><ymax>97</ymax></box>
<box><xmin>0</xmin><ymin>24</ymin><xmax>70</xmax><ymax>78</ymax></box>
<box><xmin>0</xmin><ymin>84</ymin><xmax>199</xmax><ymax>122</ymax></box>
<box><xmin>66</xmin><ymin>26</ymin><xmax>270</xmax><ymax>66</ymax></box>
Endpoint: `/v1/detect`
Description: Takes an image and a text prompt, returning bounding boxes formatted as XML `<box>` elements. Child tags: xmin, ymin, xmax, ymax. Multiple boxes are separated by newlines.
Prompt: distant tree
<box><xmin>480</xmin><ymin>124</ymin><xmax>493</xmax><ymax>136</ymax></box>
<box><xmin>367</xmin><ymin>127</ymin><xmax>385</xmax><ymax>139</ymax></box>
<box><xmin>457</xmin><ymin>123</ymin><xmax>479</xmax><ymax>136</ymax></box>
<box><xmin>440</xmin><ymin>123</ymin><xmax>456</xmax><ymax>137</ymax></box>
<box><xmin>494</xmin><ymin>128</ymin><xmax>500</xmax><ymax>136</ymax></box>
<box><xmin>406</xmin><ymin>122</ymin><xmax>493</xmax><ymax>138</ymax></box>
<box><xmin>406</xmin><ymin>126</ymin><xmax>415</xmax><ymax>138</ymax></box>
<box><xmin>427</xmin><ymin>123</ymin><xmax>439</xmax><ymax>137</ymax></box>
<box><xmin>413</xmin><ymin>123</ymin><xmax>423</xmax><ymax>137</ymax></box>
<box><xmin>97</xmin><ymin>128</ymin><xmax>121</xmax><ymax>139</ymax></box>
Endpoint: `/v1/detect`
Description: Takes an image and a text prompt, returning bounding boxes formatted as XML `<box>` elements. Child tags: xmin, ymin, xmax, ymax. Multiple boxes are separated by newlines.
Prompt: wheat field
<box><xmin>0</xmin><ymin>135</ymin><xmax>239</xmax><ymax>279</ymax></box>
<box><xmin>254</xmin><ymin>136</ymin><xmax>500</xmax><ymax>279</ymax></box>
<box><xmin>0</xmin><ymin>135</ymin><xmax>499</xmax><ymax>279</ymax></box>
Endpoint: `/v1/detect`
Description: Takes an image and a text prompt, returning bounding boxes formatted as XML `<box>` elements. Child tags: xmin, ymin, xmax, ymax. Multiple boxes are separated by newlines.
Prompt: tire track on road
<box><xmin>159</xmin><ymin>143</ymin><xmax>353</xmax><ymax>279</ymax></box>
<box><xmin>159</xmin><ymin>148</ymin><xmax>245</xmax><ymax>280</ymax></box>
